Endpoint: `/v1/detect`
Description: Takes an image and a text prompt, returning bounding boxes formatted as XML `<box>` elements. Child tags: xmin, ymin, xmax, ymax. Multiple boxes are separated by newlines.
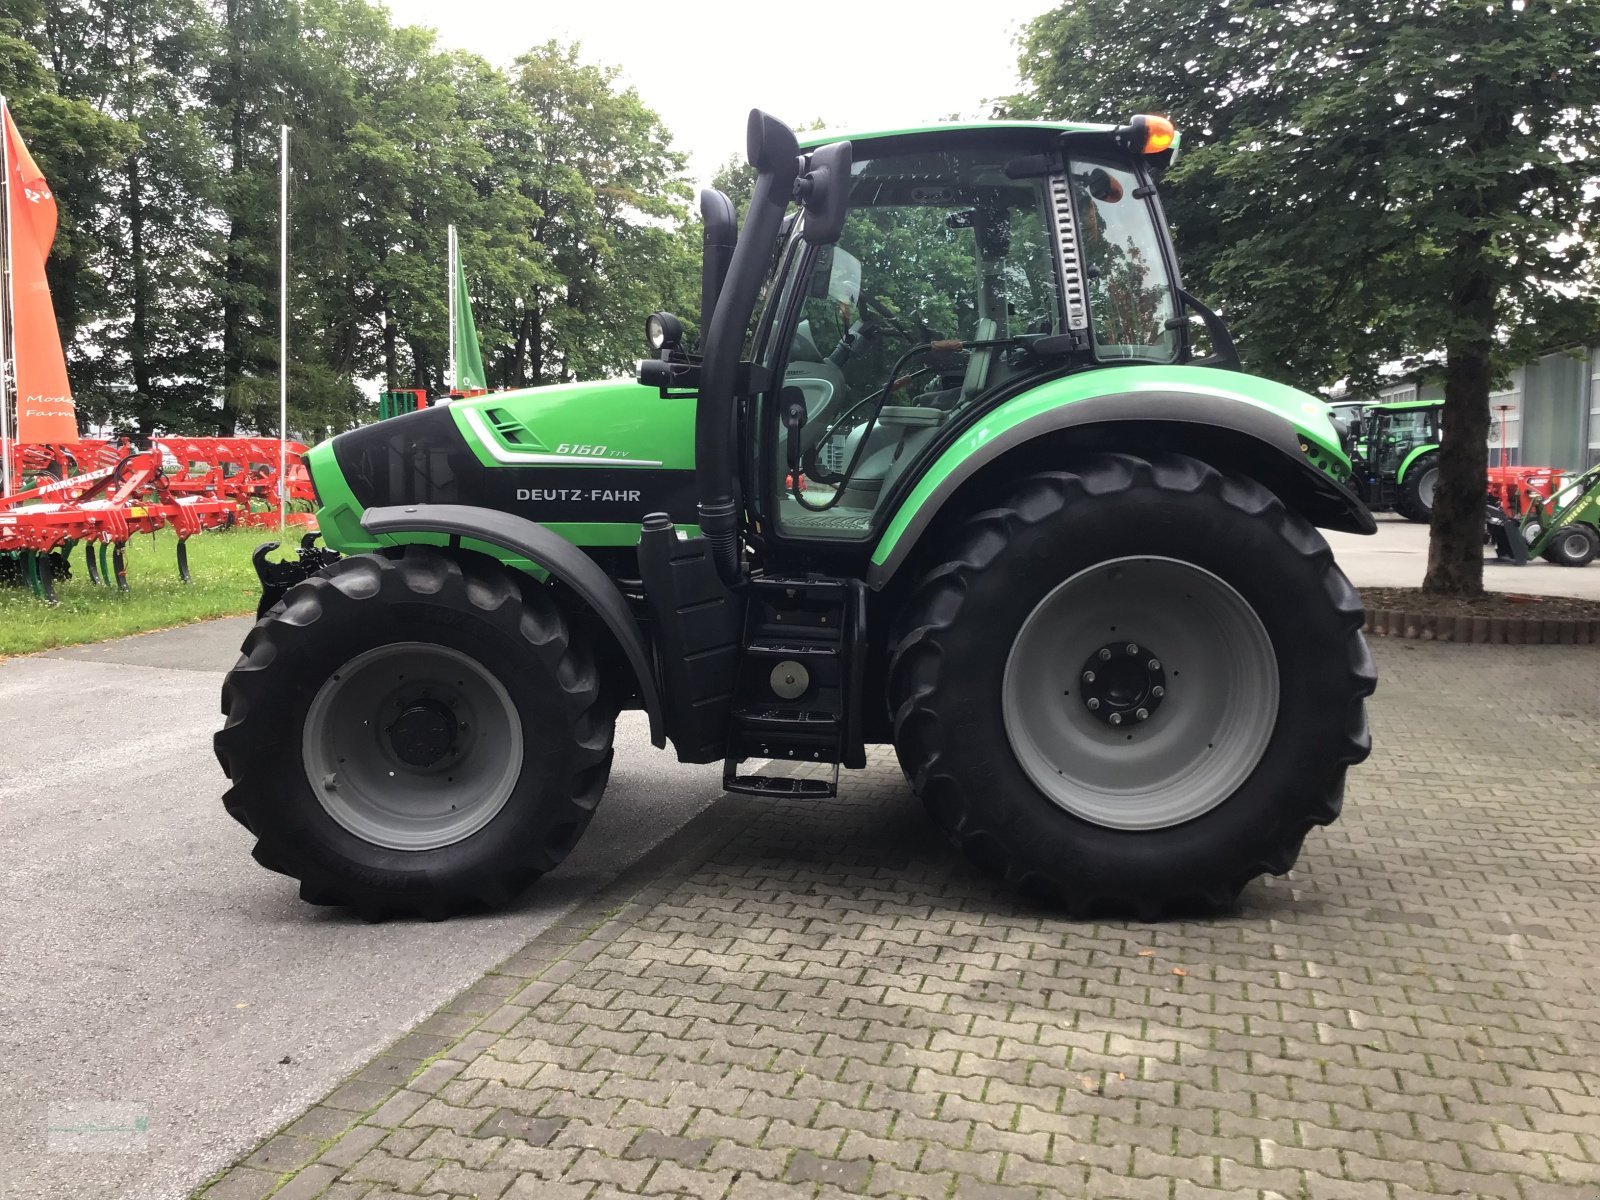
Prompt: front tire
<box><xmin>888</xmin><ymin>454</ymin><xmax>1375</xmax><ymax>915</ymax></box>
<box><xmin>215</xmin><ymin>545</ymin><xmax>614</xmax><ymax>919</ymax></box>
<box><xmin>1542</xmin><ymin>524</ymin><xmax>1599</xmax><ymax>567</ymax></box>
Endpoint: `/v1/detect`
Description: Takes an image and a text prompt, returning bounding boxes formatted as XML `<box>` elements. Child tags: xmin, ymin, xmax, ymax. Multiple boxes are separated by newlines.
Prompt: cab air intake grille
<box><xmin>1048</xmin><ymin>174</ymin><xmax>1090</xmax><ymax>333</ymax></box>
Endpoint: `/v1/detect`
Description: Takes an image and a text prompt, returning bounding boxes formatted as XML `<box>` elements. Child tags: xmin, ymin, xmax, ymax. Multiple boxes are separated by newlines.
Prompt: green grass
<box><xmin>0</xmin><ymin>526</ymin><xmax>282</xmax><ymax>657</ymax></box>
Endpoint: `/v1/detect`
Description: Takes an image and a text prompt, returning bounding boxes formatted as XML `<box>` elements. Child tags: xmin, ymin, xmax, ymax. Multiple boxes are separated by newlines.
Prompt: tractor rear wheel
<box><xmin>215</xmin><ymin>545</ymin><xmax>614</xmax><ymax>919</ymax></box>
<box><xmin>888</xmin><ymin>454</ymin><xmax>1375</xmax><ymax>916</ymax></box>
<box><xmin>1395</xmin><ymin>453</ymin><xmax>1438</xmax><ymax>523</ymax></box>
<box><xmin>1541</xmin><ymin>524</ymin><xmax>1599</xmax><ymax>567</ymax></box>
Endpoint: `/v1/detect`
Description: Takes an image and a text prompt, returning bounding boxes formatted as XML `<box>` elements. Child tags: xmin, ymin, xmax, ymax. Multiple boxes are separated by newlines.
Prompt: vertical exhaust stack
<box><xmin>695</xmin><ymin>110</ymin><xmax>800</xmax><ymax>586</ymax></box>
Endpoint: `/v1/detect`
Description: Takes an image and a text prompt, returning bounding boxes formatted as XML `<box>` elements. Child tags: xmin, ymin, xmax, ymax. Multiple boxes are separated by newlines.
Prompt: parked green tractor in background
<box><xmin>217</xmin><ymin>110</ymin><xmax>1377</xmax><ymax>920</ymax></box>
<box><xmin>1347</xmin><ymin>399</ymin><xmax>1442</xmax><ymax>523</ymax></box>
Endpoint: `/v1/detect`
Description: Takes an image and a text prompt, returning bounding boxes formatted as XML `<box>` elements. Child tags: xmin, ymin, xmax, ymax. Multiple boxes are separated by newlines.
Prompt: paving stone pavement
<box><xmin>195</xmin><ymin>639</ymin><xmax>1600</xmax><ymax>1200</ymax></box>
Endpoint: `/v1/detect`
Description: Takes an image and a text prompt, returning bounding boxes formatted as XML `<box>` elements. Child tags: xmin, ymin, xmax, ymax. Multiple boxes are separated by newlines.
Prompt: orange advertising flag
<box><xmin>4</xmin><ymin>102</ymin><xmax>77</xmax><ymax>443</ymax></box>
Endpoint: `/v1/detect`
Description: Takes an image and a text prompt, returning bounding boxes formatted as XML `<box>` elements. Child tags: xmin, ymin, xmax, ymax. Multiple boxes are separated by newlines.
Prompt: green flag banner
<box><xmin>452</xmin><ymin>244</ymin><xmax>486</xmax><ymax>392</ymax></box>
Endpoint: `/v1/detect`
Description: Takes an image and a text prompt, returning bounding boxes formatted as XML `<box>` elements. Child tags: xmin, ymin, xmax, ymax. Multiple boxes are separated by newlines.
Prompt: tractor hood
<box><xmin>305</xmin><ymin>378</ymin><xmax>698</xmax><ymax>555</ymax></box>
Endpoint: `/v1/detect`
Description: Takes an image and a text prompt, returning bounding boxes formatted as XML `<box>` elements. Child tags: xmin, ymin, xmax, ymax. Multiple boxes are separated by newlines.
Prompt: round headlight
<box><xmin>645</xmin><ymin>311</ymin><xmax>682</xmax><ymax>353</ymax></box>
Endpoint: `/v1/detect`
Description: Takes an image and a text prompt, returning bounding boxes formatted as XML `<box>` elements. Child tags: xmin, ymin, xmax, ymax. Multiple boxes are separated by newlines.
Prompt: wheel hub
<box><xmin>388</xmin><ymin>699</ymin><xmax>457</xmax><ymax>767</ymax></box>
<box><xmin>1078</xmin><ymin>641</ymin><xmax>1166</xmax><ymax>728</ymax></box>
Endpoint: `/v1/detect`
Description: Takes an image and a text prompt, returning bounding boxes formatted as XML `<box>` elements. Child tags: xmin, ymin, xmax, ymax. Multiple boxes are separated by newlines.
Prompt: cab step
<box><xmin>721</xmin><ymin>771</ymin><xmax>837</xmax><ymax>798</ymax></box>
<box><xmin>721</xmin><ymin>572</ymin><xmax>864</xmax><ymax>796</ymax></box>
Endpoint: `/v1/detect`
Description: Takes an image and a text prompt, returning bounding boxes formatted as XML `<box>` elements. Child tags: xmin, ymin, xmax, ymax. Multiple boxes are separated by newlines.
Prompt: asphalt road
<box><xmin>1328</xmin><ymin>512</ymin><xmax>1600</xmax><ymax>598</ymax></box>
<box><xmin>0</xmin><ymin>618</ymin><xmax>724</xmax><ymax>1200</ymax></box>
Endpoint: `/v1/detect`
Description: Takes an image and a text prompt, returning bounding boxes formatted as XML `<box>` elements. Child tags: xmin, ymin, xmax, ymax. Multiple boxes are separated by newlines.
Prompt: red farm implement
<box><xmin>1</xmin><ymin>436</ymin><xmax>315</xmax><ymax>603</ymax></box>
<box><xmin>1487</xmin><ymin>465</ymin><xmax>1567</xmax><ymax>518</ymax></box>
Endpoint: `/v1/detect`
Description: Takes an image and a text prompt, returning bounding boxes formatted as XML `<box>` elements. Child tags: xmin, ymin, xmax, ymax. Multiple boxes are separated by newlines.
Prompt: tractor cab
<box><xmin>1350</xmin><ymin>398</ymin><xmax>1443</xmax><ymax>522</ymax></box>
<box><xmin>641</xmin><ymin>114</ymin><xmax>1250</xmax><ymax>578</ymax></box>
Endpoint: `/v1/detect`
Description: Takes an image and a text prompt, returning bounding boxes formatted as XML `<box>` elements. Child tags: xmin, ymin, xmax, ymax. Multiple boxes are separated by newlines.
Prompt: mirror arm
<box><xmin>1178</xmin><ymin>289</ymin><xmax>1241</xmax><ymax>370</ymax></box>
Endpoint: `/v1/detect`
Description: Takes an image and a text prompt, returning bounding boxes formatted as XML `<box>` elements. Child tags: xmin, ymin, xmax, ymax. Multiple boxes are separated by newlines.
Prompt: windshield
<box><xmin>1069</xmin><ymin>158</ymin><xmax>1179</xmax><ymax>363</ymax></box>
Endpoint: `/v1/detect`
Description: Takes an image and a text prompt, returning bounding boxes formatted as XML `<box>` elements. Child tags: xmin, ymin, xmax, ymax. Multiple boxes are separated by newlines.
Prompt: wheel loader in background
<box><xmin>217</xmin><ymin>110</ymin><xmax>1377</xmax><ymax>920</ymax></box>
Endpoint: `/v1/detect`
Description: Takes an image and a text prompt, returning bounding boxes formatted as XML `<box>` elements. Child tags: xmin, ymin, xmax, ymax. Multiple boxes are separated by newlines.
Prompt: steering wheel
<box><xmin>858</xmin><ymin>292</ymin><xmax>916</xmax><ymax>342</ymax></box>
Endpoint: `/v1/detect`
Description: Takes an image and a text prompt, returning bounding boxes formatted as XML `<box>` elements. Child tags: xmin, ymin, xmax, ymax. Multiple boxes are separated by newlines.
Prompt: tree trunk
<box><xmin>382</xmin><ymin>302</ymin><xmax>398</xmax><ymax>386</ymax></box>
<box><xmin>1422</xmin><ymin>260</ymin><xmax>1494</xmax><ymax>596</ymax></box>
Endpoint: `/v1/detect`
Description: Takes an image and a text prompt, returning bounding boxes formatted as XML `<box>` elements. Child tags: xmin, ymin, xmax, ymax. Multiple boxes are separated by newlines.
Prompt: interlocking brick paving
<box><xmin>197</xmin><ymin>640</ymin><xmax>1600</xmax><ymax>1199</ymax></box>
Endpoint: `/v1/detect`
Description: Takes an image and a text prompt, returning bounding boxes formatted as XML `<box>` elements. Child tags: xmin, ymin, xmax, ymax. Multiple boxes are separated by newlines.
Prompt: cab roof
<box><xmin>797</xmin><ymin>120</ymin><xmax>1117</xmax><ymax>150</ymax></box>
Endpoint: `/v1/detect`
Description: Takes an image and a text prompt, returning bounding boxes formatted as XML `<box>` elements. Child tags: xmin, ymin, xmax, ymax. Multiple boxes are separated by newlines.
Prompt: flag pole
<box><xmin>447</xmin><ymin>224</ymin><xmax>457</xmax><ymax>394</ymax></box>
<box><xmin>0</xmin><ymin>94</ymin><xmax>14</xmax><ymax>500</ymax></box>
<box><xmin>278</xmin><ymin>123</ymin><xmax>289</xmax><ymax>533</ymax></box>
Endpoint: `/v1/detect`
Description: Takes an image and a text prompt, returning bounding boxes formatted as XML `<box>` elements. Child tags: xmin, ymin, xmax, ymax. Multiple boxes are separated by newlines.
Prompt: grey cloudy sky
<box><xmin>380</xmin><ymin>0</ymin><xmax>1053</xmax><ymax>183</ymax></box>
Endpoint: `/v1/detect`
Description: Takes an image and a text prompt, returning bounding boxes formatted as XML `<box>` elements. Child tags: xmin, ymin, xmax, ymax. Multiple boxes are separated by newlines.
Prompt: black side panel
<box><xmin>636</xmin><ymin>520</ymin><xmax>745</xmax><ymax>763</ymax></box>
<box><xmin>333</xmin><ymin>406</ymin><xmax>698</xmax><ymax>525</ymax></box>
<box><xmin>360</xmin><ymin>504</ymin><xmax>665</xmax><ymax>747</ymax></box>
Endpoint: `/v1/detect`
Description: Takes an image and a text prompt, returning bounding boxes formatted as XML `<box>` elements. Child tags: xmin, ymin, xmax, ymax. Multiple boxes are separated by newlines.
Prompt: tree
<box><xmin>1011</xmin><ymin>0</ymin><xmax>1600</xmax><ymax>595</ymax></box>
<box><xmin>498</xmin><ymin>42</ymin><xmax>696</xmax><ymax>388</ymax></box>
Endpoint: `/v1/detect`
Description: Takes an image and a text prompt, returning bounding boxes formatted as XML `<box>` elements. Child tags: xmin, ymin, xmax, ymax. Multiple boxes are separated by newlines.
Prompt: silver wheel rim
<box><xmin>1001</xmin><ymin>557</ymin><xmax>1279</xmax><ymax>831</ymax></box>
<box><xmin>1417</xmin><ymin>467</ymin><xmax>1437</xmax><ymax>510</ymax></box>
<box><xmin>1523</xmin><ymin>523</ymin><xmax>1542</xmax><ymax>546</ymax></box>
<box><xmin>302</xmin><ymin>642</ymin><xmax>523</xmax><ymax>851</ymax></box>
<box><xmin>1560</xmin><ymin>529</ymin><xmax>1590</xmax><ymax>559</ymax></box>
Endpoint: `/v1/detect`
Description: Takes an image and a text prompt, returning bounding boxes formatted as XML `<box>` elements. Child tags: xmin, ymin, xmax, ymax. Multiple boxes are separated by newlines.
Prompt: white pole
<box><xmin>447</xmin><ymin>223</ymin><xmax>457</xmax><ymax>394</ymax></box>
<box><xmin>0</xmin><ymin>95</ymin><xmax>14</xmax><ymax>500</ymax></box>
<box><xmin>278</xmin><ymin>123</ymin><xmax>288</xmax><ymax>532</ymax></box>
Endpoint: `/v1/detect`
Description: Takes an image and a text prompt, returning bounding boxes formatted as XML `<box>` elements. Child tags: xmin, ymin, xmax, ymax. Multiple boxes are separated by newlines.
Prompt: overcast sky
<box><xmin>380</xmin><ymin>0</ymin><xmax>1053</xmax><ymax>184</ymax></box>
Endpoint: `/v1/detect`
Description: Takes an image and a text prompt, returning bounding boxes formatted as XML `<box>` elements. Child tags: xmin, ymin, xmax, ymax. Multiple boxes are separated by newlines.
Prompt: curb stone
<box><xmin>1362</xmin><ymin>607</ymin><xmax>1598</xmax><ymax>644</ymax></box>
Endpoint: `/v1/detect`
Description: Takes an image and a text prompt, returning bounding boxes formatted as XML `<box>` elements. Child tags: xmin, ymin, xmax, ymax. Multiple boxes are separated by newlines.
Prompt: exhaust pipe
<box><xmin>695</xmin><ymin>110</ymin><xmax>800</xmax><ymax>586</ymax></box>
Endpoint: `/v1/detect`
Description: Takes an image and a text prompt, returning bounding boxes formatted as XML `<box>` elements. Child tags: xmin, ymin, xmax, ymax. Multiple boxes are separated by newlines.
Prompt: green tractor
<box><xmin>1518</xmin><ymin>462</ymin><xmax>1600</xmax><ymax>566</ymax></box>
<box><xmin>1347</xmin><ymin>398</ymin><xmax>1442</xmax><ymax>522</ymax></box>
<box><xmin>217</xmin><ymin>111</ymin><xmax>1377</xmax><ymax>920</ymax></box>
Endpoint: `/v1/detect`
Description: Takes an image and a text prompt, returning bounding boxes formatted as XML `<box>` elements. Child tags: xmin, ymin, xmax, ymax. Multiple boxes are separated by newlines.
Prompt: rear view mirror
<box><xmin>798</xmin><ymin>141</ymin><xmax>853</xmax><ymax>245</ymax></box>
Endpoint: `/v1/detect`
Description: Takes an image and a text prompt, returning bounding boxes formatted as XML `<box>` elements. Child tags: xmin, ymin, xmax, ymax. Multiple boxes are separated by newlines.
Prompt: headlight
<box><xmin>645</xmin><ymin>312</ymin><xmax>683</xmax><ymax>353</ymax></box>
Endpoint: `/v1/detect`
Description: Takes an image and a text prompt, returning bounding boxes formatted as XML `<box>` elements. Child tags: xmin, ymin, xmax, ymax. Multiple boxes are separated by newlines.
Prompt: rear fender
<box><xmin>1396</xmin><ymin>443</ymin><xmax>1439</xmax><ymax>483</ymax></box>
<box><xmin>869</xmin><ymin>386</ymin><xmax>1375</xmax><ymax>589</ymax></box>
<box><xmin>361</xmin><ymin>504</ymin><xmax>664</xmax><ymax>747</ymax></box>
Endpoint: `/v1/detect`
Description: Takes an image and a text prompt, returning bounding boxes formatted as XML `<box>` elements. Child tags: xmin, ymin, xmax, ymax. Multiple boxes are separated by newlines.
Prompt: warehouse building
<box><xmin>1369</xmin><ymin>346</ymin><xmax>1600</xmax><ymax>471</ymax></box>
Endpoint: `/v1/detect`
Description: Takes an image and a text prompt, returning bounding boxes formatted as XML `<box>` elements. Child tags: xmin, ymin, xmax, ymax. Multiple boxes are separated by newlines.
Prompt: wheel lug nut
<box><xmin>1098</xmin><ymin>648</ymin><xmax>1111</xmax><ymax>661</ymax></box>
<box><xmin>1148</xmin><ymin>659</ymin><xmax>1161</xmax><ymax>671</ymax></box>
<box><xmin>1126</xmin><ymin>643</ymin><xmax>1139</xmax><ymax>655</ymax></box>
<box><xmin>1135</xmin><ymin>707</ymin><xmax>1149</xmax><ymax>721</ymax></box>
<box><xmin>1152</xmin><ymin>685</ymin><xmax>1165</xmax><ymax>698</ymax></box>
<box><xmin>1082</xmin><ymin>670</ymin><xmax>1095</xmax><ymax>683</ymax></box>
<box><xmin>1109</xmin><ymin>712</ymin><xmax>1122</xmax><ymax>725</ymax></box>
<box><xmin>1086</xmin><ymin>698</ymin><xmax>1100</xmax><ymax>711</ymax></box>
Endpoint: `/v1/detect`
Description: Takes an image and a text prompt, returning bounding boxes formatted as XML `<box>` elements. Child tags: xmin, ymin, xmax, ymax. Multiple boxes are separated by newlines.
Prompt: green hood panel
<box><xmin>448</xmin><ymin>378</ymin><xmax>696</xmax><ymax>471</ymax></box>
<box><xmin>871</xmin><ymin>365</ymin><xmax>1353</xmax><ymax>570</ymax></box>
<box><xmin>305</xmin><ymin>378</ymin><xmax>697</xmax><ymax>560</ymax></box>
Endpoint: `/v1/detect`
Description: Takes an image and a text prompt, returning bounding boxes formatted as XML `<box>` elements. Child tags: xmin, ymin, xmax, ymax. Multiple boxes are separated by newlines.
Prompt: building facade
<box><xmin>1371</xmin><ymin>346</ymin><xmax>1600</xmax><ymax>471</ymax></box>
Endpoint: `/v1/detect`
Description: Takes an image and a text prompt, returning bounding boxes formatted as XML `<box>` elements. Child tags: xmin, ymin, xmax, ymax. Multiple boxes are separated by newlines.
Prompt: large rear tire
<box><xmin>215</xmin><ymin>545</ymin><xmax>614</xmax><ymax>919</ymax></box>
<box><xmin>888</xmin><ymin>454</ymin><xmax>1375</xmax><ymax>916</ymax></box>
<box><xmin>1395</xmin><ymin>452</ymin><xmax>1437</xmax><ymax>523</ymax></box>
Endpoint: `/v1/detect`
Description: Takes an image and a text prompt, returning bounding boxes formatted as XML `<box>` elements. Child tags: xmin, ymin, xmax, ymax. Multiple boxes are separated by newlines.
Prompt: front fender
<box><xmin>361</xmin><ymin>504</ymin><xmax>664</xmax><ymax>747</ymax></box>
<box><xmin>869</xmin><ymin>368</ymin><xmax>1375</xmax><ymax>588</ymax></box>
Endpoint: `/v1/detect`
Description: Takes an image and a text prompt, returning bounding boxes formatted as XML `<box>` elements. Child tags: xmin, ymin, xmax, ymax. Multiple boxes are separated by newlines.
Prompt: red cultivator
<box><xmin>0</xmin><ymin>436</ymin><xmax>316</xmax><ymax>602</ymax></box>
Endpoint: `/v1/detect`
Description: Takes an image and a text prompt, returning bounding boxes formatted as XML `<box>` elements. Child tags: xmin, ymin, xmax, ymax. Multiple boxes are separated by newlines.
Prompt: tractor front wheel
<box><xmin>1542</xmin><ymin>524</ymin><xmax>1599</xmax><ymax>567</ymax></box>
<box><xmin>215</xmin><ymin>545</ymin><xmax>614</xmax><ymax>919</ymax></box>
<box><xmin>888</xmin><ymin>454</ymin><xmax>1375</xmax><ymax>916</ymax></box>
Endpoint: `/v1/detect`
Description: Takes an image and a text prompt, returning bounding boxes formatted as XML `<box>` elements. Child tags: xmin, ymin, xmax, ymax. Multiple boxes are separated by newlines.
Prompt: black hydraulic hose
<box><xmin>696</xmin><ymin>111</ymin><xmax>800</xmax><ymax>587</ymax></box>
